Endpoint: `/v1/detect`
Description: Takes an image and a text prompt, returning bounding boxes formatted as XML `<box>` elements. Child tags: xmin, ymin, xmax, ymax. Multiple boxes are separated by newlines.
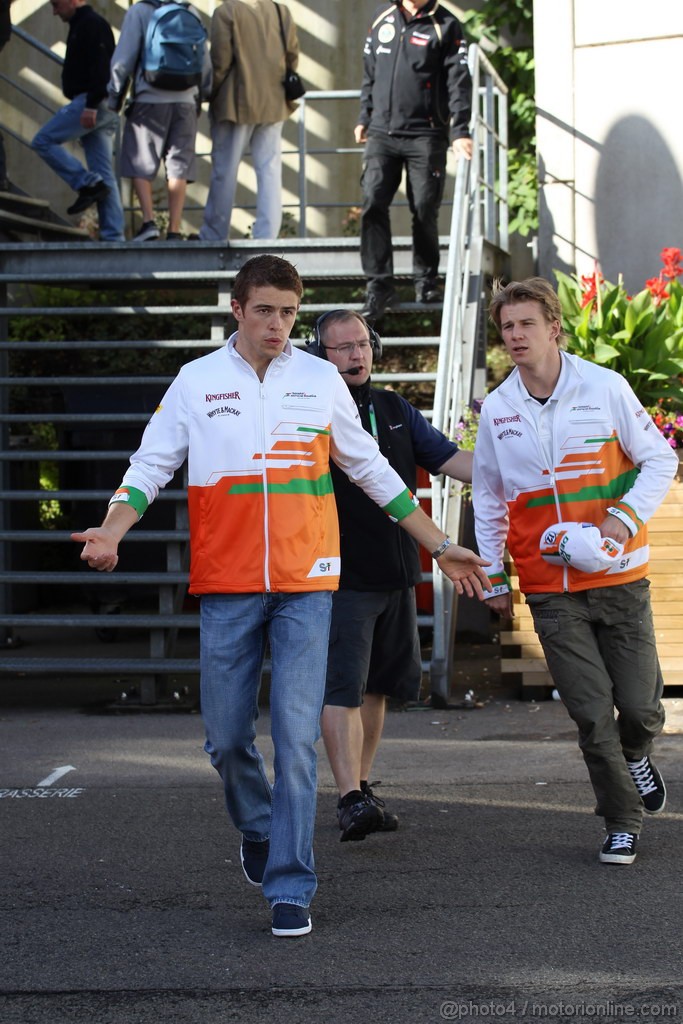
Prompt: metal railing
<box><xmin>0</xmin><ymin>43</ymin><xmax>509</xmax><ymax>704</ymax></box>
<box><xmin>2</xmin><ymin>25</ymin><xmax>461</xmax><ymax>236</ymax></box>
<box><xmin>429</xmin><ymin>45</ymin><xmax>509</xmax><ymax>699</ymax></box>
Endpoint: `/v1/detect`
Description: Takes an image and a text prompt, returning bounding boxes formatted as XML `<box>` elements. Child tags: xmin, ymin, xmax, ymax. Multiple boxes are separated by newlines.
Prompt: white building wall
<box><xmin>534</xmin><ymin>0</ymin><xmax>683</xmax><ymax>293</ymax></box>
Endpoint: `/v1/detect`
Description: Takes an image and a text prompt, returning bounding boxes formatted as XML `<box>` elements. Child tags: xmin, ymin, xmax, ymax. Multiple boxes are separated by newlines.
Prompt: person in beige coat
<box><xmin>199</xmin><ymin>0</ymin><xmax>300</xmax><ymax>241</ymax></box>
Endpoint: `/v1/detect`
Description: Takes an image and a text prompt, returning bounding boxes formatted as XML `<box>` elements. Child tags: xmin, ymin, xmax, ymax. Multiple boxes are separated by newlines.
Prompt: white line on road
<box><xmin>36</xmin><ymin>765</ymin><xmax>76</xmax><ymax>787</ymax></box>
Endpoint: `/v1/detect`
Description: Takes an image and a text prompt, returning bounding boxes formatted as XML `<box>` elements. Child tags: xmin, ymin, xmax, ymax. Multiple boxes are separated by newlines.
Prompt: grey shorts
<box><xmin>324</xmin><ymin>588</ymin><xmax>423</xmax><ymax>708</ymax></box>
<box><xmin>120</xmin><ymin>101</ymin><xmax>198</xmax><ymax>181</ymax></box>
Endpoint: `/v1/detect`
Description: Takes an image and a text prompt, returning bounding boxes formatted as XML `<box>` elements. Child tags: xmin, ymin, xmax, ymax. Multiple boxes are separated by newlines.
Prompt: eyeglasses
<box><xmin>322</xmin><ymin>340</ymin><xmax>373</xmax><ymax>355</ymax></box>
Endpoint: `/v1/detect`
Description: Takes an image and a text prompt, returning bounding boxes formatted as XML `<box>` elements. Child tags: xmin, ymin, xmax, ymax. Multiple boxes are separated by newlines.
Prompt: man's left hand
<box><xmin>80</xmin><ymin>108</ymin><xmax>98</xmax><ymax>131</ymax></box>
<box><xmin>452</xmin><ymin>137</ymin><xmax>473</xmax><ymax>160</ymax></box>
<box><xmin>436</xmin><ymin>545</ymin><xmax>492</xmax><ymax>599</ymax></box>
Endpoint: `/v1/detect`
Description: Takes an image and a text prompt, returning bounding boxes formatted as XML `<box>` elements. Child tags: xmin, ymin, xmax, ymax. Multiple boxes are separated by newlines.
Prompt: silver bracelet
<box><xmin>431</xmin><ymin>536</ymin><xmax>452</xmax><ymax>560</ymax></box>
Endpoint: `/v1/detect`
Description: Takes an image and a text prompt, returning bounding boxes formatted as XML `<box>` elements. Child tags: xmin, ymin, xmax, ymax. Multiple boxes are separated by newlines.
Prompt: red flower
<box><xmin>646</xmin><ymin>274</ymin><xmax>670</xmax><ymax>304</ymax></box>
<box><xmin>660</xmin><ymin>247</ymin><xmax>682</xmax><ymax>280</ymax></box>
<box><xmin>580</xmin><ymin>268</ymin><xmax>604</xmax><ymax>308</ymax></box>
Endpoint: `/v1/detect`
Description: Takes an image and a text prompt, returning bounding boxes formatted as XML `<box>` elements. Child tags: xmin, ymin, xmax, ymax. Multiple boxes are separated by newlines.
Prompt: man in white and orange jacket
<box><xmin>72</xmin><ymin>254</ymin><xmax>490</xmax><ymax>938</ymax></box>
<box><xmin>473</xmin><ymin>276</ymin><xmax>677</xmax><ymax>867</ymax></box>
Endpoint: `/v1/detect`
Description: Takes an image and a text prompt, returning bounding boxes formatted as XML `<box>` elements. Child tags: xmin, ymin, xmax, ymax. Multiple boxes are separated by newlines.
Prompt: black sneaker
<box><xmin>165</xmin><ymin>231</ymin><xmax>183</xmax><ymax>241</ymax></box>
<box><xmin>67</xmin><ymin>181</ymin><xmax>110</xmax><ymax>215</ymax></box>
<box><xmin>360</xmin><ymin>289</ymin><xmax>398</xmax><ymax>321</ymax></box>
<box><xmin>626</xmin><ymin>755</ymin><xmax>666</xmax><ymax>814</ymax></box>
<box><xmin>599</xmin><ymin>832</ymin><xmax>638</xmax><ymax>865</ymax></box>
<box><xmin>271</xmin><ymin>902</ymin><xmax>311</xmax><ymax>937</ymax></box>
<box><xmin>133</xmin><ymin>220</ymin><xmax>160</xmax><ymax>242</ymax></box>
<box><xmin>361</xmin><ymin>780</ymin><xmax>399</xmax><ymax>831</ymax></box>
<box><xmin>415</xmin><ymin>279</ymin><xmax>442</xmax><ymax>304</ymax></box>
<box><xmin>240</xmin><ymin>836</ymin><xmax>269</xmax><ymax>886</ymax></box>
<box><xmin>337</xmin><ymin>789</ymin><xmax>382</xmax><ymax>842</ymax></box>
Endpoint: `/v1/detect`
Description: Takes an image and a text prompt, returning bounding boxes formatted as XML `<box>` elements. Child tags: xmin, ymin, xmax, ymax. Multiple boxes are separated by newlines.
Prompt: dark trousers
<box><xmin>527</xmin><ymin>581</ymin><xmax>665</xmax><ymax>833</ymax></box>
<box><xmin>360</xmin><ymin>133</ymin><xmax>448</xmax><ymax>294</ymax></box>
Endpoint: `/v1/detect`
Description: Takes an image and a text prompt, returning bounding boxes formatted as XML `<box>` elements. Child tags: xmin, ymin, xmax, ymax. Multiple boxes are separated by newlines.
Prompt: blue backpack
<box><xmin>141</xmin><ymin>0</ymin><xmax>207</xmax><ymax>91</ymax></box>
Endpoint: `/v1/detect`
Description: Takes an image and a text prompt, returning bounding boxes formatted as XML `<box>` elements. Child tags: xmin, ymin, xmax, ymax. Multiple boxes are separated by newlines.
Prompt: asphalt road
<box><xmin>1</xmin><ymin>679</ymin><xmax>682</xmax><ymax>1024</ymax></box>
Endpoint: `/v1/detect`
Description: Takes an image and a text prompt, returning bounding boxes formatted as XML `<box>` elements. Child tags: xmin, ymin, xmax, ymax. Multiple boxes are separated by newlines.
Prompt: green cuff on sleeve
<box><xmin>383</xmin><ymin>488</ymin><xmax>420</xmax><ymax>523</ymax></box>
<box><xmin>482</xmin><ymin>570</ymin><xmax>512</xmax><ymax>600</ymax></box>
<box><xmin>108</xmin><ymin>486</ymin><xmax>148</xmax><ymax>519</ymax></box>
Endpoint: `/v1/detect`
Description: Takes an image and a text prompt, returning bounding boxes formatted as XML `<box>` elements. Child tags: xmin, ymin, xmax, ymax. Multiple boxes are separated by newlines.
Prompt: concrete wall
<box><xmin>534</xmin><ymin>0</ymin><xmax>683</xmax><ymax>293</ymax></box>
<box><xmin>2</xmin><ymin>0</ymin><xmax>470</xmax><ymax>239</ymax></box>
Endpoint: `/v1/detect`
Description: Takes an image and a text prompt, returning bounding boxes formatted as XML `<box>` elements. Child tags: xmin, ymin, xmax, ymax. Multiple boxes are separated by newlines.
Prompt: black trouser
<box><xmin>360</xmin><ymin>132</ymin><xmax>448</xmax><ymax>295</ymax></box>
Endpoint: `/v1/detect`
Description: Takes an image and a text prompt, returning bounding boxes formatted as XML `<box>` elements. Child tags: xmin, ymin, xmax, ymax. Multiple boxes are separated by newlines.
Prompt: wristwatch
<box><xmin>431</xmin><ymin>536</ymin><xmax>452</xmax><ymax>559</ymax></box>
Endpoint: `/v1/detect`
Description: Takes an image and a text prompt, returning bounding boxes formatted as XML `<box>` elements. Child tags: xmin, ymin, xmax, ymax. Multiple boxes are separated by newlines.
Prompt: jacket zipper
<box><xmin>259</xmin><ymin>381</ymin><xmax>271</xmax><ymax>592</ymax></box>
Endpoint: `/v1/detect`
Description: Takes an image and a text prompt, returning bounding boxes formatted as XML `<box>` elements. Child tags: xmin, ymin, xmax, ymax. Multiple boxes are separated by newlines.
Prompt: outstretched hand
<box><xmin>436</xmin><ymin>545</ymin><xmax>492</xmax><ymax>599</ymax></box>
<box><xmin>71</xmin><ymin>527</ymin><xmax>120</xmax><ymax>572</ymax></box>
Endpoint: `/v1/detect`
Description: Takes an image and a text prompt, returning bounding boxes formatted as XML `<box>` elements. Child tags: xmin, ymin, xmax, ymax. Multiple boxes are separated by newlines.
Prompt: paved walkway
<box><xmin>1</xmin><ymin>667</ymin><xmax>682</xmax><ymax>1024</ymax></box>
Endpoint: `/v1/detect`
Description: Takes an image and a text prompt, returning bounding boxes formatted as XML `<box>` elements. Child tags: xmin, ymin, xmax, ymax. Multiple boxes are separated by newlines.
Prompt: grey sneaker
<box><xmin>599</xmin><ymin>832</ymin><xmax>638</xmax><ymax>865</ymax></box>
<box><xmin>133</xmin><ymin>220</ymin><xmax>160</xmax><ymax>242</ymax></box>
<box><xmin>626</xmin><ymin>755</ymin><xmax>666</xmax><ymax>814</ymax></box>
<box><xmin>415</xmin><ymin>279</ymin><xmax>442</xmax><ymax>303</ymax></box>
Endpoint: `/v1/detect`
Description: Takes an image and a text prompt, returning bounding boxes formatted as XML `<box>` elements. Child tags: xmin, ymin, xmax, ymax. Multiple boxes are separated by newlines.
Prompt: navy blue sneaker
<box><xmin>271</xmin><ymin>903</ymin><xmax>312</xmax><ymax>937</ymax></box>
<box><xmin>240</xmin><ymin>836</ymin><xmax>269</xmax><ymax>886</ymax></box>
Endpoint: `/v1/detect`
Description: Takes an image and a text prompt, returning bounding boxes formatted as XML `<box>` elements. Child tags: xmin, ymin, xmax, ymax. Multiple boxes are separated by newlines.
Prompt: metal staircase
<box><xmin>0</xmin><ymin>46</ymin><xmax>509</xmax><ymax>706</ymax></box>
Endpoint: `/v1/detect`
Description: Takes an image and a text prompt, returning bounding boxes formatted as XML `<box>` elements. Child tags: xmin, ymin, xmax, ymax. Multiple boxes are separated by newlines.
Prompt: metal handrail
<box><xmin>0</xmin><ymin>41</ymin><xmax>509</xmax><ymax>702</ymax></box>
<box><xmin>429</xmin><ymin>44</ymin><xmax>509</xmax><ymax>699</ymax></box>
<box><xmin>2</xmin><ymin>24</ymin><xmax>460</xmax><ymax>235</ymax></box>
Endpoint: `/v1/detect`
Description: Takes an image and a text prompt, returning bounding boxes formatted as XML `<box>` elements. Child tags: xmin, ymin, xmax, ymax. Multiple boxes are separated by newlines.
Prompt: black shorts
<box><xmin>324</xmin><ymin>588</ymin><xmax>423</xmax><ymax>707</ymax></box>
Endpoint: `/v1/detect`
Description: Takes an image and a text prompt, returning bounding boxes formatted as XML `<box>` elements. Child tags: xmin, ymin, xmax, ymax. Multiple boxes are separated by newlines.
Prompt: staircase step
<box><xmin>0</xmin><ymin>207</ymin><xmax>89</xmax><ymax>240</ymax></box>
<box><xmin>0</xmin><ymin>189</ymin><xmax>51</xmax><ymax>211</ymax></box>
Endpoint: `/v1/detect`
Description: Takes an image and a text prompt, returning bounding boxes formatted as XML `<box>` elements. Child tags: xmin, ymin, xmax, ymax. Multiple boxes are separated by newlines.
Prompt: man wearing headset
<box><xmin>307</xmin><ymin>308</ymin><xmax>473</xmax><ymax>840</ymax></box>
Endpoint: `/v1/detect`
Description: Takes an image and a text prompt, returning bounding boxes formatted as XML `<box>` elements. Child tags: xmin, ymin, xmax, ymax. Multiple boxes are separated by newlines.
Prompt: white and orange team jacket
<box><xmin>473</xmin><ymin>351</ymin><xmax>678</xmax><ymax>596</ymax></box>
<box><xmin>109</xmin><ymin>334</ymin><xmax>419</xmax><ymax>594</ymax></box>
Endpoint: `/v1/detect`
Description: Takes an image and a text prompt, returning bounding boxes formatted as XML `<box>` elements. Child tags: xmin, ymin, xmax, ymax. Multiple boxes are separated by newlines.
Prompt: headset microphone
<box><xmin>342</xmin><ymin>367</ymin><xmax>364</xmax><ymax>376</ymax></box>
<box><xmin>306</xmin><ymin>310</ymin><xmax>382</xmax><ymax>360</ymax></box>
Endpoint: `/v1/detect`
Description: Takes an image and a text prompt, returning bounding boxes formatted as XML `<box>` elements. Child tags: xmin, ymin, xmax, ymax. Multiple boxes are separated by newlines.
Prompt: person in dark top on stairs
<box><xmin>355</xmin><ymin>0</ymin><xmax>473</xmax><ymax>320</ymax></box>
<box><xmin>306</xmin><ymin>308</ymin><xmax>473</xmax><ymax>840</ymax></box>
<box><xmin>31</xmin><ymin>0</ymin><xmax>124</xmax><ymax>241</ymax></box>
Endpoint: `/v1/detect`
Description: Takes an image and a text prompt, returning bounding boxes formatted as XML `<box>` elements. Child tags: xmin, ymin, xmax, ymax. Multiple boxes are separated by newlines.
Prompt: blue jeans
<box><xmin>200</xmin><ymin>591</ymin><xmax>332</xmax><ymax>908</ymax></box>
<box><xmin>31</xmin><ymin>94</ymin><xmax>125</xmax><ymax>241</ymax></box>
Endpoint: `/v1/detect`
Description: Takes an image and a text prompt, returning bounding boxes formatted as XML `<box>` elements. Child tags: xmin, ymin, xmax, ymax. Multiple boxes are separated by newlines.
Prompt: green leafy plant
<box><xmin>462</xmin><ymin>1</ymin><xmax>537</xmax><ymax>237</ymax></box>
<box><xmin>556</xmin><ymin>247</ymin><xmax>683</xmax><ymax>407</ymax></box>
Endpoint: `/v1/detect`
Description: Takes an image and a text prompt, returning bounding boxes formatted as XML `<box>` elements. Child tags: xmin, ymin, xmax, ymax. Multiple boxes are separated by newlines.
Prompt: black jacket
<box><xmin>358</xmin><ymin>0</ymin><xmax>472</xmax><ymax>142</ymax></box>
<box><xmin>62</xmin><ymin>5</ymin><xmax>115</xmax><ymax>108</ymax></box>
<box><xmin>331</xmin><ymin>382</ymin><xmax>457</xmax><ymax>591</ymax></box>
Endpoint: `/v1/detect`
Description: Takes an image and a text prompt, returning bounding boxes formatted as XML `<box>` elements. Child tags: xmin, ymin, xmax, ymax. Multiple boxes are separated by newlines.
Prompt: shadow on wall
<box><xmin>595</xmin><ymin>115</ymin><xmax>683</xmax><ymax>293</ymax></box>
<box><xmin>537</xmin><ymin>154</ymin><xmax>575</xmax><ymax>283</ymax></box>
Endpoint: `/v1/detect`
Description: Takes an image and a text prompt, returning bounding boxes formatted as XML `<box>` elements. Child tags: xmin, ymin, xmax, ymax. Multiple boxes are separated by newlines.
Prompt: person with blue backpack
<box><xmin>108</xmin><ymin>0</ymin><xmax>212</xmax><ymax>241</ymax></box>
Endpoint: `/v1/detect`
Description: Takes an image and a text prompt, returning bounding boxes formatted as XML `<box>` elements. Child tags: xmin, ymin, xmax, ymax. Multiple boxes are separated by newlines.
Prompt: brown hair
<box><xmin>232</xmin><ymin>254</ymin><xmax>303</xmax><ymax>307</ymax></box>
<box><xmin>489</xmin><ymin>277</ymin><xmax>564</xmax><ymax>342</ymax></box>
